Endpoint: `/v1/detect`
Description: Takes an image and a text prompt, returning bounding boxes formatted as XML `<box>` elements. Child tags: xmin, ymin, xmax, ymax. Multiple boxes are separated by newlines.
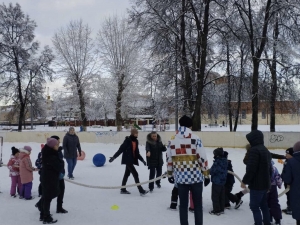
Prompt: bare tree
<box><xmin>97</xmin><ymin>16</ymin><xmax>143</xmax><ymax>131</ymax></box>
<box><xmin>0</xmin><ymin>3</ymin><xmax>54</xmax><ymax>131</ymax></box>
<box><xmin>52</xmin><ymin>20</ymin><xmax>96</xmax><ymax>131</ymax></box>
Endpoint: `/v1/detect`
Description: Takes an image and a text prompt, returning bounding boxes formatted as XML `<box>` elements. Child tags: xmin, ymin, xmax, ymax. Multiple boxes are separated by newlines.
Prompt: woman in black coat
<box><xmin>109</xmin><ymin>129</ymin><xmax>148</xmax><ymax>196</ymax></box>
<box><xmin>40</xmin><ymin>138</ymin><xmax>62</xmax><ymax>224</ymax></box>
<box><xmin>145</xmin><ymin>132</ymin><xmax>166</xmax><ymax>192</ymax></box>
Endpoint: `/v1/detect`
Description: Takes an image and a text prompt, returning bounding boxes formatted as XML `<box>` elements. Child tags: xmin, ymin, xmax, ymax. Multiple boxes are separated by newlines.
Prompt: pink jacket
<box><xmin>7</xmin><ymin>155</ymin><xmax>20</xmax><ymax>177</ymax></box>
<box><xmin>19</xmin><ymin>152</ymin><xmax>35</xmax><ymax>184</ymax></box>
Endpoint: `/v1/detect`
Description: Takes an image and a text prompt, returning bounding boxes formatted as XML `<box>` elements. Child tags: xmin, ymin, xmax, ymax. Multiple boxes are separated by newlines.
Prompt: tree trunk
<box><xmin>116</xmin><ymin>73</ymin><xmax>125</xmax><ymax>131</ymax></box>
<box><xmin>226</xmin><ymin>42</ymin><xmax>233</xmax><ymax>132</ymax></box>
<box><xmin>251</xmin><ymin>60</ymin><xmax>260</xmax><ymax>131</ymax></box>
<box><xmin>192</xmin><ymin>0</ymin><xmax>210</xmax><ymax>131</ymax></box>
<box><xmin>77</xmin><ymin>80</ymin><xmax>87</xmax><ymax>131</ymax></box>
<box><xmin>270</xmin><ymin>18</ymin><xmax>279</xmax><ymax>132</ymax></box>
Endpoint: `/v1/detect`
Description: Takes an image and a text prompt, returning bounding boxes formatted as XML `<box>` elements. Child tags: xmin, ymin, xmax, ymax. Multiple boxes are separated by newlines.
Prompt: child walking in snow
<box><xmin>268</xmin><ymin>161</ymin><xmax>283</xmax><ymax>225</ymax></box>
<box><xmin>209</xmin><ymin>147</ymin><xmax>228</xmax><ymax>215</ymax></box>
<box><xmin>7</xmin><ymin>147</ymin><xmax>22</xmax><ymax>197</ymax></box>
<box><xmin>19</xmin><ymin>146</ymin><xmax>38</xmax><ymax>200</ymax></box>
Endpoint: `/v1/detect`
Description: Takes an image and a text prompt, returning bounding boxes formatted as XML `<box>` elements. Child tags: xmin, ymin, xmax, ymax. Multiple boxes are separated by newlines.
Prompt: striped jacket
<box><xmin>167</xmin><ymin>127</ymin><xmax>209</xmax><ymax>184</ymax></box>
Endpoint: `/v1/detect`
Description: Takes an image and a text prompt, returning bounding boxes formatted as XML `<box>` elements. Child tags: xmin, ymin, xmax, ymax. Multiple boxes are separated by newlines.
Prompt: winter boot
<box><xmin>43</xmin><ymin>215</ymin><xmax>57</xmax><ymax>224</ymax></box>
<box><xmin>275</xmin><ymin>219</ymin><xmax>281</xmax><ymax>225</ymax></box>
<box><xmin>189</xmin><ymin>207</ymin><xmax>194</xmax><ymax>213</ymax></box>
<box><xmin>156</xmin><ymin>183</ymin><xmax>161</xmax><ymax>188</ymax></box>
<box><xmin>235</xmin><ymin>199</ymin><xmax>243</xmax><ymax>209</ymax></box>
<box><xmin>282</xmin><ymin>208</ymin><xmax>292</xmax><ymax>215</ymax></box>
<box><xmin>56</xmin><ymin>207</ymin><xmax>68</xmax><ymax>213</ymax></box>
<box><xmin>169</xmin><ymin>203</ymin><xmax>177</xmax><ymax>210</ymax></box>
<box><xmin>25</xmin><ymin>196</ymin><xmax>35</xmax><ymax>200</ymax></box>
<box><xmin>35</xmin><ymin>201</ymin><xmax>42</xmax><ymax>212</ymax></box>
<box><xmin>209</xmin><ymin>210</ymin><xmax>221</xmax><ymax>216</ymax></box>
<box><xmin>140</xmin><ymin>190</ymin><xmax>149</xmax><ymax>196</ymax></box>
<box><xmin>225</xmin><ymin>203</ymin><xmax>231</xmax><ymax>209</ymax></box>
<box><xmin>120</xmin><ymin>189</ymin><xmax>131</xmax><ymax>194</ymax></box>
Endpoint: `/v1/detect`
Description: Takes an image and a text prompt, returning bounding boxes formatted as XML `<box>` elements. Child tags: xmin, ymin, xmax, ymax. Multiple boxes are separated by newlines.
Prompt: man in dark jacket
<box><xmin>282</xmin><ymin>142</ymin><xmax>300</xmax><ymax>225</ymax></box>
<box><xmin>282</xmin><ymin>147</ymin><xmax>293</xmax><ymax>215</ymax></box>
<box><xmin>109</xmin><ymin>129</ymin><xmax>148</xmax><ymax>196</ymax></box>
<box><xmin>40</xmin><ymin>138</ymin><xmax>62</xmax><ymax>224</ymax></box>
<box><xmin>241</xmin><ymin>130</ymin><xmax>272</xmax><ymax>225</ymax></box>
<box><xmin>63</xmin><ymin>127</ymin><xmax>81</xmax><ymax>180</ymax></box>
<box><xmin>146</xmin><ymin>131</ymin><xmax>167</xmax><ymax>192</ymax></box>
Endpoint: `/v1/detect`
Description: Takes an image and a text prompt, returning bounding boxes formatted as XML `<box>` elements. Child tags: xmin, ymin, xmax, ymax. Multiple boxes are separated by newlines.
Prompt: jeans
<box><xmin>249</xmin><ymin>189</ymin><xmax>271</xmax><ymax>225</ymax></box>
<box><xmin>66</xmin><ymin>158</ymin><xmax>77</xmax><ymax>177</ymax></box>
<box><xmin>121</xmin><ymin>164</ymin><xmax>144</xmax><ymax>193</ymax></box>
<box><xmin>148</xmin><ymin>166</ymin><xmax>162</xmax><ymax>190</ymax></box>
<box><xmin>10</xmin><ymin>176</ymin><xmax>22</xmax><ymax>196</ymax></box>
<box><xmin>178</xmin><ymin>182</ymin><xmax>203</xmax><ymax>225</ymax></box>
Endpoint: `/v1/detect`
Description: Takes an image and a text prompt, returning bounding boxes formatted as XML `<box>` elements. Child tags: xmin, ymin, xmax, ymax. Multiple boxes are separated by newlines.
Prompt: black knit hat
<box><xmin>179</xmin><ymin>115</ymin><xmax>193</xmax><ymax>128</ymax></box>
<box><xmin>213</xmin><ymin>147</ymin><xmax>224</xmax><ymax>157</ymax></box>
<box><xmin>51</xmin><ymin>135</ymin><xmax>60</xmax><ymax>140</ymax></box>
<box><xmin>11</xmin><ymin>147</ymin><xmax>19</xmax><ymax>156</ymax></box>
<box><xmin>286</xmin><ymin>147</ymin><xmax>294</xmax><ymax>156</ymax></box>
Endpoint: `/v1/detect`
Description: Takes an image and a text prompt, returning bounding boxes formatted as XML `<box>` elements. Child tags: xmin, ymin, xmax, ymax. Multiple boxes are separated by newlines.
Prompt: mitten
<box><xmin>109</xmin><ymin>157</ymin><xmax>115</xmax><ymax>163</ymax></box>
<box><xmin>204</xmin><ymin>177</ymin><xmax>210</xmax><ymax>187</ymax></box>
<box><xmin>59</xmin><ymin>173</ymin><xmax>65</xmax><ymax>180</ymax></box>
<box><xmin>168</xmin><ymin>177</ymin><xmax>175</xmax><ymax>184</ymax></box>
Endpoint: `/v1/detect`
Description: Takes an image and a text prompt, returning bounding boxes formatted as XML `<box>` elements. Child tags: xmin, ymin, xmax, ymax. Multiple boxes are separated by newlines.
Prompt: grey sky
<box><xmin>1</xmin><ymin>0</ymin><xmax>131</xmax><ymax>98</ymax></box>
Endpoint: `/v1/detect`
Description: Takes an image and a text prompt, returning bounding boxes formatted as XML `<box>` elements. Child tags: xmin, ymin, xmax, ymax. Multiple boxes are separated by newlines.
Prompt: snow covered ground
<box><xmin>1</xmin><ymin>123</ymin><xmax>300</xmax><ymax>132</ymax></box>
<box><xmin>0</xmin><ymin>143</ymin><xmax>295</xmax><ymax>225</ymax></box>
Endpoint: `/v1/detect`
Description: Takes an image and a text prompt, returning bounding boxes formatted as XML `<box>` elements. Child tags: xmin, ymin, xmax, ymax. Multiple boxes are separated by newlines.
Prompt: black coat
<box><xmin>41</xmin><ymin>145</ymin><xmax>62</xmax><ymax>199</ymax></box>
<box><xmin>145</xmin><ymin>134</ymin><xmax>166</xmax><ymax>168</ymax></box>
<box><xmin>242</xmin><ymin>130</ymin><xmax>272</xmax><ymax>190</ymax></box>
<box><xmin>113</xmin><ymin>136</ymin><xmax>145</xmax><ymax>166</ymax></box>
<box><xmin>282</xmin><ymin>152</ymin><xmax>300</xmax><ymax>220</ymax></box>
<box><xmin>225</xmin><ymin>160</ymin><xmax>235</xmax><ymax>187</ymax></box>
<box><xmin>63</xmin><ymin>132</ymin><xmax>81</xmax><ymax>159</ymax></box>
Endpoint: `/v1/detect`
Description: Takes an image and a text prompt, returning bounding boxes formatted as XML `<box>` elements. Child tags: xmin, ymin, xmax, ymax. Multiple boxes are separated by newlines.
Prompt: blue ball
<box><xmin>93</xmin><ymin>153</ymin><xmax>106</xmax><ymax>167</ymax></box>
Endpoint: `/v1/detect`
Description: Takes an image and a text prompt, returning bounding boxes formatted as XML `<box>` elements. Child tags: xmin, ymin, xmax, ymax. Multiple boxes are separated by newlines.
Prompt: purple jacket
<box><xmin>271</xmin><ymin>161</ymin><xmax>282</xmax><ymax>188</ymax></box>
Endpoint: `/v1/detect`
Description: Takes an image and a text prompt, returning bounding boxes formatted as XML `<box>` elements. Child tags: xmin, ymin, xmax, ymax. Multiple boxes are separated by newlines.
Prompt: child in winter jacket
<box><xmin>209</xmin><ymin>147</ymin><xmax>228</xmax><ymax>215</ymax></box>
<box><xmin>223</xmin><ymin>151</ymin><xmax>243</xmax><ymax>210</ymax></box>
<box><xmin>268</xmin><ymin>161</ymin><xmax>282</xmax><ymax>225</ymax></box>
<box><xmin>19</xmin><ymin>146</ymin><xmax>38</xmax><ymax>200</ymax></box>
<box><xmin>7</xmin><ymin>147</ymin><xmax>21</xmax><ymax>197</ymax></box>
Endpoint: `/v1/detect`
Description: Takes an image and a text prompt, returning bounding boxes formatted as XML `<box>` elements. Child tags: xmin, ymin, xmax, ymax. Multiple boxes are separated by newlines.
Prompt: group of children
<box><xmin>7</xmin><ymin>146</ymin><xmax>38</xmax><ymax>200</ymax></box>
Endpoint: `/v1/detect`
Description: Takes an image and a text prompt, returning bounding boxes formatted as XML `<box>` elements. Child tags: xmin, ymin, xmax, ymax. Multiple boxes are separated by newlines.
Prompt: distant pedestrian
<box><xmin>63</xmin><ymin>127</ymin><xmax>81</xmax><ymax>179</ymax></box>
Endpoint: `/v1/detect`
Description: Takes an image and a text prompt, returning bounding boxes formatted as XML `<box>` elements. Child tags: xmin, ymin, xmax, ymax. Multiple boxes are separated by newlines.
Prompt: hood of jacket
<box><xmin>246</xmin><ymin>130</ymin><xmax>264</xmax><ymax>146</ymax></box>
<box><xmin>66</xmin><ymin>132</ymin><xmax>77</xmax><ymax>137</ymax></box>
<box><xmin>176</xmin><ymin>127</ymin><xmax>193</xmax><ymax>139</ymax></box>
<box><xmin>146</xmin><ymin>133</ymin><xmax>162</xmax><ymax>145</ymax></box>
<box><xmin>18</xmin><ymin>151</ymin><xmax>29</xmax><ymax>160</ymax></box>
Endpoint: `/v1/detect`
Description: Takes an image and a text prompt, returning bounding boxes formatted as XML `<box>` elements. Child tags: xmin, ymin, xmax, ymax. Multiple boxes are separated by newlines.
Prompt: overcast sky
<box><xmin>1</xmin><ymin>0</ymin><xmax>131</xmax><ymax>99</ymax></box>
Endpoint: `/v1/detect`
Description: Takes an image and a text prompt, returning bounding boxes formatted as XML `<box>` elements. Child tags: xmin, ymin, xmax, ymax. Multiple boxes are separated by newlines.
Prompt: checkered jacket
<box><xmin>167</xmin><ymin>127</ymin><xmax>209</xmax><ymax>184</ymax></box>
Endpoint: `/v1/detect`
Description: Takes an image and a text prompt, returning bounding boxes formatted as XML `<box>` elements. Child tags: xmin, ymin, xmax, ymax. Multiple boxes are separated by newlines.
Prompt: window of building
<box><xmin>242</xmin><ymin>110</ymin><xmax>246</xmax><ymax>119</ymax></box>
<box><xmin>262</xmin><ymin>110</ymin><xmax>266</xmax><ymax>119</ymax></box>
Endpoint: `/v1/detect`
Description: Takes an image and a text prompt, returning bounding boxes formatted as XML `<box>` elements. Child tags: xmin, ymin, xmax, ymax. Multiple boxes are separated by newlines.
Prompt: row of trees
<box><xmin>1</xmin><ymin>1</ymin><xmax>300</xmax><ymax>132</ymax></box>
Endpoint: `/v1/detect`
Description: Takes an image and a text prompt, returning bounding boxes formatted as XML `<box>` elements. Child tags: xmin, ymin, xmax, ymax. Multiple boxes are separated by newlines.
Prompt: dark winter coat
<box><xmin>225</xmin><ymin>160</ymin><xmax>235</xmax><ymax>187</ymax></box>
<box><xmin>210</xmin><ymin>157</ymin><xmax>228</xmax><ymax>186</ymax></box>
<box><xmin>244</xmin><ymin>150</ymin><xmax>285</xmax><ymax>165</ymax></box>
<box><xmin>242</xmin><ymin>130</ymin><xmax>272</xmax><ymax>190</ymax></box>
<box><xmin>63</xmin><ymin>132</ymin><xmax>81</xmax><ymax>159</ymax></box>
<box><xmin>145</xmin><ymin>134</ymin><xmax>167</xmax><ymax>168</ymax></box>
<box><xmin>58</xmin><ymin>146</ymin><xmax>65</xmax><ymax>175</ymax></box>
<box><xmin>113</xmin><ymin>136</ymin><xmax>146</xmax><ymax>166</ymax></box>
<box><xmin>282</xmin><ymin>152</ymin><xmax>300</xmax><ymax>220</ymax></box>
<box><xmin>41</xmin><ymin>145</ymin><xmax>62</xmax><ymax>200</ymax></box>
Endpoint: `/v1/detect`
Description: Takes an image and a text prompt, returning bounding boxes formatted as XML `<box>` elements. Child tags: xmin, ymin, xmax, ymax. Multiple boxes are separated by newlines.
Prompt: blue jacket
<box><xmin>282</xmin><ymin>152</ymin><xmax>300</xmax><ymax>220</ymax></box>
<box><xmin>210</xmin><ymin>157</ymin><xmax>228</xmax><ymax>185</ymax></box>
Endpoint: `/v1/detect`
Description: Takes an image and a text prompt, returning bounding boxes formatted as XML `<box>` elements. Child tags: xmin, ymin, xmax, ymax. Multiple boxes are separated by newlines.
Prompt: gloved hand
<box><xmin>58</xmin><ymin>146</ymin><xmax>63</xmax><ymax>151</ymax></box>
<box><xmin>204</xmin><ymin>177</ymin><xmax>210</xmax><ymax>187</ymax></box>
<box><xmin>168</xmin><ymin>177</ymin><xmax>175</xmax><ymax>184</ymax></box>
<box><xmin>109</xmin><ymin>157</ymin><xmax>115</xmax><ymax>163</ymax></box>
<box><xmin>59</xmin><ymin>173</ymin><xmax>65</xmax><ymax>180</ymax></box>
<box><xmin>79</xmin><ymin>152</ymin><xmax>82</xmax><ymax>157</ymax></box>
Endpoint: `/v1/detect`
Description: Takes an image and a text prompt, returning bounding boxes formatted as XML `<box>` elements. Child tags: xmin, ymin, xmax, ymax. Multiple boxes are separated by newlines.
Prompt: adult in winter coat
<box><xmin>282</xmin><ymin>147</ymin><xmax>293</xmax><ymax>215</ymax></box>
<box><xmin>241</xmin><ymin>130</ymin><xmax>272</xmax><ymax>225</ymax></box>
<box><xmin>282</xmin><ymin>141</ymin><xmax>300</xmax><ymax>225</ymax></box>
<box><xmin>109</xmin><ymin>129</ymin><xmax>148</xmax><ymax>196</ymax></box>
<box><xmin>63</xmin><ymin>127</ymin><xmax>81</xmax><ymax>179</ymax></box>
<box><xmin>167</xmin><ymin>115</ymin><xmax>210</xmax><ymax>225</ymax></box>
<box><xmin>146</xmin><ymin>131</ymin><xmax>167</xmax><ymax>192</ymax></box>
<box><xmin>40</xmin><ymin>138</ymin><xmax>62</xmax><ymax>224</ymax></box>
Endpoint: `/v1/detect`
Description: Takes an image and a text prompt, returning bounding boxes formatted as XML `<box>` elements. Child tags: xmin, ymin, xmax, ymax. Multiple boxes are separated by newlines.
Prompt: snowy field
<box><xmin>1</xmin><ymin>123</ymin><xmax>300</xmax><ymax>132</ymax></box>
<box><xmin>0</xmin><ymin>142</ymin><xmax>295</xmax><ymax>225</ymax></box>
